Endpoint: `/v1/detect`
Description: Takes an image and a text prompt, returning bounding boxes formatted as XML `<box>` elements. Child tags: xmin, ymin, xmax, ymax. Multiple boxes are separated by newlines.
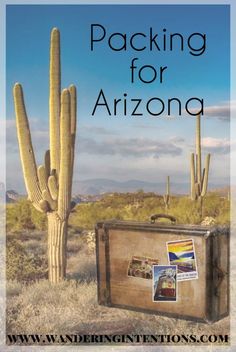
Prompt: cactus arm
<box><xmin>44</xmin><ymin>150</ymin><xmax>51</xmax><ymax>179</ymax></box>
<box><xmin>166</xmin><ymin>176</ymin><xmax>170</xmax><ymax>195</ymax></box>
<box><xmin>190</xmin><ymin>115</ymin><xmax>211</xmax><ymax>205</ymax></box>
<box><xmin>49</xmin><ymin>27</ymin><xmax>61</xmax><ymax>176</ymax></box>
<box><xmin>48</xmin><ymin>175</ymin><xmax>58</xmax><ymax>200</ymax></box>
<box><xmin>201</xmin><ymin>168</ymin><xmax>205</xmax><ymax>193</ymax></box>
<box><xmin>190</xmin><ymin>153</ymin><xmax>196</xmax><ymax>200</ymax></box>
<box><xmin>37</xmin><ymin>165</ymin><xmax>49</xmax><ymax>193</ymax></box>
<box><xmin>163</xmin><ymin>194</ymin><xmax>169</xmax><ymax>204</ymax></box>
<box><xmin>69</xmin><ymin>85</ymin><xmax>76</xmax><ymax>197</ymax></box>
<box><xmin>38</xmin><ymin>164</ymin><xmax>58</xmax><ymax>210</ymax></box>
<box><xmin>163</xmin><ymin>176</ymin><xmax>170</xmax><ymax>208</ymax></box>
<box><xmin>195</xmin><ymin>154</ymin><xmax>198</xmax><ymax>182</ymax></box>
<box><xmin>69</xmin><ymin>85</ymin><xmax>77</xmax><ymax>137</ymax></box>
<box><xmin>201</xmin><ymin>154</ymin><xmax>211</xmax><ymax>197</ymax></box>
<box><xmin>58</xmin><ymin>89</ymin><xmax>71</xmax><ymax>220</ymax></box>
<box><xmin>42</xmin><ymin>189</ymin><xmax>57</xmax><ymax>210</ymax></box>
<box><xmin>196</xmin><ymin>114</ymin><xmax>201</xmax><ymax>184</ymax></box>
<box><xmin>195</xmin><ymin>183</ymin><xmax>200</xmax><ymax>198</ymax></box>
<box><xmin>13</xmin><ymin>83</ymin><xmax>44</xmax><ymax>208</ymax></box>
<box><xmin>69</xmin><ymin>85</ymin><xmax>77</xmax><ymax>168</ymax></box>
<box><xmin>39</xmin><ymin>199</ymin><xmax>50</xmax><ymax>212</ymax></box>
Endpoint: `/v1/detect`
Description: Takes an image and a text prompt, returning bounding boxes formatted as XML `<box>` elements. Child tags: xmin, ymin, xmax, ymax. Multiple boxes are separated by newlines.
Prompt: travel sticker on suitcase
<box><xmin>127</xmin><ymin>256</ymin><xmax>159</xmax><ymax>280</ymax></box>
<box><xmin>166</xmin><ymin>239</ymin><xmax>198</xmax><ymax>281</ymax></box>
<box><xmin>153</xmin><ymin>265</ymin><xmax>177</xmax><ymax>302</ymax></box>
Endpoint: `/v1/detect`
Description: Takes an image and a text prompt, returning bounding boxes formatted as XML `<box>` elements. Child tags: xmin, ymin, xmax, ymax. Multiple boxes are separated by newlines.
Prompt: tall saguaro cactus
<box><xmin>190</xmin><ymin>114</ymin><xmax>210</xmax><ymax>217</ymax></box>
<box><xmin>13</xmin><ymin>28</ymin><xmax>76</xmax><ymax>283</ymax></box>
<box><xmin>163</xmin><ymin>176</ymin><xmax>170</xmax><ymax>209</ymax></box>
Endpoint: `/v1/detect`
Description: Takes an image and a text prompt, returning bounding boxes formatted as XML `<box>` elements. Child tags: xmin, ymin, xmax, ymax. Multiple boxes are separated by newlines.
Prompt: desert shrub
<box><xmin>204</xmin><ymin>194</ymin><xmax>230</xmax><ymax>225</ymax></box>
<box><xmin>6</xmin><ymin>238</ymin><xmax>47</xmax><ymax>282</ymax></box>
<box><xmin>21</xmin><ymin>237</ymin><xmax>47</xmax><ymax>256</ymax></box>
<box><xmin>6</xmin><ymin>199</ymin><xmax>47</xmax><ymax>233</ymax></box>
<box><xmin>66</xmin><ymin>236</ymin><xmax>84</xmax><ymax>255</ymax></box>
<box><xmin>67</xmin><ymin>253</ymin><xmax>96</xmax><ymax>282</ymax></box>
<box><xmin>69</xmin><ymin>192</ymin><xmax>229</xmax><ymax>230</ymax></box>
<box><xmin>6</xmin><ymin>200</ymin><xmax>34</xmax><ymax>232</ymax></box>
<box><xmin>7</xmin><ymin>280</ymin><xmax>23</xmax><ymax>298</ymax></box>
<box><xmin>168</xmin><ymin>197</ymin><xmax>200</xmax><ymax>224</ymax></box>
<box><xmin>7</xmin><ymin>192</ymin><xmax>229</xmax><ymax>234</ymax></box>
<box><xmin>31</xmin><ymin>206</ymin><xmax>47</xmax><ymax>231</ymax></box>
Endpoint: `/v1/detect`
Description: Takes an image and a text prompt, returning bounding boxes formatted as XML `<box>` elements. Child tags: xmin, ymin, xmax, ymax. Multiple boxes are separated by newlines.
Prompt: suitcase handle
<box><xmin>150</xmin><ymin>213</ymin><xmax>176</xmax><ymax>224</ymax></box>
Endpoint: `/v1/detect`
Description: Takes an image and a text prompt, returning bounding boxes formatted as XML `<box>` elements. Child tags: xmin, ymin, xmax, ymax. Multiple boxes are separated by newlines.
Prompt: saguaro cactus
<box><xmin>13</xmin><ymin>28</ymin><xmax>76</xmax><ymax>283</ymax></box>
<box><xmin>190</xmin><ymin>114</ymin><xmax>210</xmax><ymax>217</ymax></box>
<box><xmin>163</xmin><ymin>176</ymin><xmax>170</xmax><ymax>209</ymax></box>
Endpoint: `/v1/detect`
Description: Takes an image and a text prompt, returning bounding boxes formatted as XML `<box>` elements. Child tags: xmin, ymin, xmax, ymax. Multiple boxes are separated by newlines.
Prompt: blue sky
<box><xmin>6</xmin><ymin>4</ymin><xmax>230</xmax><ymax>193</ymax></box>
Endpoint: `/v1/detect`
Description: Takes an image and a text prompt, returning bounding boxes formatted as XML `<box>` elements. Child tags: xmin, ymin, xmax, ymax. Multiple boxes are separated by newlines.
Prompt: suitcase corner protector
<box><xmin>204</xmin><ymin>230</ymin><xmax>214</xmax><ymax>238</ymax></box>
<box><xmin>204</xmin><ymin>317</ymin><xmax>214</xmax><ymax>324</ymax></box>
<box><xmin>95</xmin><ymin>222</ymin><xmax>103</xmax><ymax>231</ymax></box>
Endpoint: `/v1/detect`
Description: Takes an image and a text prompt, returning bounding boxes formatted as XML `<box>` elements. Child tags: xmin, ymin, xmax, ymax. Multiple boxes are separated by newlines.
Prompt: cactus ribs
<box><xmin>13</xmin><ymin>28</ymin><xmax>77</xmax><ymax>283</ymax></box>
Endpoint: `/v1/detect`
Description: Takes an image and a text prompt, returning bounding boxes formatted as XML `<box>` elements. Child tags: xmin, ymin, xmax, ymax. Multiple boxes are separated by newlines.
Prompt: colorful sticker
<box><xmin>153</xmin><ymin>265</ymin><xmax>177</xmax><ymax>302</ymax></box>
<box><xmin>127</xmin><ymin>256</ymin><xmax>159</xmax><ymax>280</ymax></box>
<box><xmin>166</xmin><ymin>239</ymin><xmax>198</xmax><ymax>281</ymax></box>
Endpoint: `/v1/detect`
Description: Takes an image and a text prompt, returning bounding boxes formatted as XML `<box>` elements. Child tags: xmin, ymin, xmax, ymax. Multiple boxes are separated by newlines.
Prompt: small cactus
<box><xmin>13</xmin><ymin>28</ymin><xmax>76</xmax><ymax>283</ymax></box>
<box><xmin>163</xmin><ymin>176</ymin><xmax>170</xmax><ymax>209</ymax></box>
<box><xmin>190</xmin><ymin>114</ymin><xmax>210</xmax><ymax>218</ymax></box>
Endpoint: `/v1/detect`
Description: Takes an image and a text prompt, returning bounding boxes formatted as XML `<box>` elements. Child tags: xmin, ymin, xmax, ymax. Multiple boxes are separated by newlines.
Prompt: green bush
<box><xmin>7</xmin><ymin>192</ymin><xmax>229</xmax><ymax>234</ymax></box>
<box><xmin>6</xmin><ymin>238</ymin><xmax>47</xmax><ymax>282</ymax></box>
<box><xmin>7</xmin><ymin>198</ymin><xmax>47</xmax><ymax>232</ymax></box>
<box><xmin>69</xmin><ymin>192</ymin><xmax>230</xmax><ymax>229</ymax></box>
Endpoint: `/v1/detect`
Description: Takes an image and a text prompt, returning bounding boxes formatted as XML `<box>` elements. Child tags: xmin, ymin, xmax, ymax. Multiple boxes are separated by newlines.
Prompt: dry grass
<box><xmin>6</xmin><ymin>277</ymin><xmax>229</xmax><ymax>338</ymax></box>
<box><xmin>6</xmin><ymin>280</ymin><xmax>23</xmax><ymax>298</ymax></box>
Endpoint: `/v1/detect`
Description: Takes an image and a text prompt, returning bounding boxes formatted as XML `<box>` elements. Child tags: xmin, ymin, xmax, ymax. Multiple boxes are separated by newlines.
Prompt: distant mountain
<box><xmin>73</xmin><ymin>179</ymin><xmax>187</xmax><ymax>195</ymax></box>
<box><xmin>6</xmin><ymin>180</ymin><xmax>230</xmax><ymax>199</ymax></box>
<box><xmin>6</xmin><ymin>190</ymin><xmax>21</xmax><ymax>203</ymax></box>
<box><xmin>209</xmin><ymin>186</ymin><xmax>231</xmax><ymax>198</ymax></box>
<box><xmin>169</xmin><ymin>252</ymin><xmax>179</xmax><ymax>261</ymax></box>
<box><xmin>72</xmin><ymin>195</ymin><xmax>83</xmax><ymax>204</ymax></box>
<box><xmin>73</xmin><ymin>178</ymin><xmax>229</xmax><ymax>196</ymax></box>
<box><xmin>72</xmin><ymin>194</ymin><xmax>102</xmax><ymax>204</ymax></box>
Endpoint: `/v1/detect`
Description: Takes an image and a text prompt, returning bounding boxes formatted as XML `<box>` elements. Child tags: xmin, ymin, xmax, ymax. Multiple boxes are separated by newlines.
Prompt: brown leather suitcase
<box><xmin>95</xmin><ymin>215</ymin><xmax>229</xmax><ymax>323</ymax></box>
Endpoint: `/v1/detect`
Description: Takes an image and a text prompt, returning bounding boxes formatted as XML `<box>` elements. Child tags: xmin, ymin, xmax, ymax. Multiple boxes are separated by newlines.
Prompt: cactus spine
<box><xmin>13</xmin><ymin>28</ymin><xmax>76</xmax><ymax>283</ymax></box>
<box><xmin>190</xmin><ymin>114</ymin><xmax>210</xmax><ymax>217</ymax></box>
<box><xmin>163</xmin><ymin>176</ymin><xmax>170</xmax><ymax>209</ymax></box>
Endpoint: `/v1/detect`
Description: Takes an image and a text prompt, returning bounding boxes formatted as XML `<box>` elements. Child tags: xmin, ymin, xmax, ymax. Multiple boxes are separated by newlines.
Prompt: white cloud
<box><xmin>6</xmin><ymin>118</ymin><xmax>49</xmax><ymax>154</ymax></box>
<box><xmin>5</xmin><ymin>115</ymin><xmax>230</xmax><ymax>191</ymax></box>
<box><xmin>202</xmin><ymin>137</ymin><xmax>230</xmax><ymax>154</ymax></box>
<box><xmin>78</xmin><ymin>137</ymin><xmax>182</xmax><ymax>158</ymax></box>
<box><xmin>191</xmin><ymin>101</ymin><xmax>236</xmax><ymax>121</ymax></box>
<box><xmin>79</xmin><ymin>125</ymin><xmax>118</xmax><ymax>135</ymax></box>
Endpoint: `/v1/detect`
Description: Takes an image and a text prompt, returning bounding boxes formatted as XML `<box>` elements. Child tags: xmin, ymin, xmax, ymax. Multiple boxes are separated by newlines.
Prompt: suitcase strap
<box><xmin>150</xmin><ymin>213</ymin><xmax>176</xmax><ymax>224</ymax></box>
